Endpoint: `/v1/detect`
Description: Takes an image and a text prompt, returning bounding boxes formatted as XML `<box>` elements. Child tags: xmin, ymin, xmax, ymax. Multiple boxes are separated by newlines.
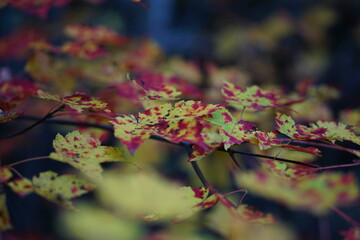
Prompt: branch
<box><xmin>331</xmin><ymin>207</ymin><xmax>360</xmax><ymax>229</ymax></box>
<box><xmin>184</xmin><ymin>144</ymin><xmax>237</xmax><ymax>210</ymax></box>
<box><xmin>228</xmin><ymin>149</ymin><xmax>244</xmax><ymax>170</ymax></box>
<box><xmin>279</xmin><ymin>138</ymin><xmax>359</xmax><ymax>154</ymax></box>
<box><xmin>0</xmin><ymin>105</ymin><xmax>65</xmax><ymax>139</ymax></box>
<box><xmin>225</xmin><ymin>149</ymin><xmax>318</xmax><ymax>168</ymax></box>
<box><xmin>16</xmin><ymin>116</ymin><xmax>359</xmax><ymax>171</ymax></box>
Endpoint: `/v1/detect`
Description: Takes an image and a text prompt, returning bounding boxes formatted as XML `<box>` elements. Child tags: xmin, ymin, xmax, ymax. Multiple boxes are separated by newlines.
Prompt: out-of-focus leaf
<box><xmin>59</xmin><ymin>41</ymin><xmax>107</xmax><ymax>59</ymax></box>
<box><xmin>0</xmin><ymin>195</ymin><xmax>12</xmax><ymax>231</ymax></box>
<box><xmin>98</xmin><ymin>171</ymin><xmax>215</xmax><ymax>220</ymax></box>
<box><xmin>236</xmin><ymin>170</ymin><xmax>359</xmax><ymax>214</ymax></box>
<box><xmin>341</xmin><ymin>227</ymin><xmax>360</xmax><ymax>240</ymax></box>
<box><xmin>35</xmin><ymin>90</ymin><xmax>112</xmax><ymax>113</ymax></box>
<box><xmin>64</xmin><ymin>24</ymin><xmax>130</xmax><ymax>46</ymax></box>
<box><xmin>60</xmin><ymin>203</ymin><xmax>142</xmax><ymax>240</ymax></box>
<box><xmin>222</xmin><ymin>81</ymin><xmax>286</xmax><ymax>110</ymax></box>
<box><xmin>32</xmin><ymin>171</ymin><xmax>94</xmax><ymax>209</ymax></box>
<box><xmin>7</xmin><ymin>178</ymin><xmax>34</xmax><ymax>197</ymax></box>
<box><xmin>0</xmin><ymin>166</ymin><xmax>12</xmax><ymax>183</ymax></box>
<box><xmin>207</xmin><ymin>204</ymin><xmax>294</xmax><ymax>240</ymax></box>
<box><xmin>49</xmin><ymin>130</ymin><xmax>126</xmax><ymax>181</ymax></box>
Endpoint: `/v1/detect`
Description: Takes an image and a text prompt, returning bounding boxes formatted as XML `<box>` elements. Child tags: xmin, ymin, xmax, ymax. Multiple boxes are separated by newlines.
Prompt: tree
<box><xmin>0</xmin><ymin>1</ymin><xmax>360</xmax><ymax>239</ymax></box>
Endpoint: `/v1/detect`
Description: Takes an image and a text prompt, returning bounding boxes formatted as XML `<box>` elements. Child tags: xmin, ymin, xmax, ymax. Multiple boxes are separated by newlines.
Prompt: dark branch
<box><xmin>0</xmin><ymin>105</ymin><xmax>65</xmax><ymax>140</ymax></box>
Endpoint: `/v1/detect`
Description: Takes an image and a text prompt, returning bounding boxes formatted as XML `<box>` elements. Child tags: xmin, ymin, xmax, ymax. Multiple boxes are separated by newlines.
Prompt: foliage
<box><xmin>0</xmin><ymin>1</ymin><xmax>360</xmax><ymax>240</ymax></box>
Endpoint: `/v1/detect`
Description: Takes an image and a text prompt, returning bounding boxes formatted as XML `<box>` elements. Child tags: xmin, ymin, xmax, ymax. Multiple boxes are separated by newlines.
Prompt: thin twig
<box><xmin>315</xmin><ymin>162</ymin><xmax>360</xmax><ymax>171</ymax></box>
<box><xmin>0</xmin><ymin>104</ymin><xmax>65</xmax><ymax>139</ymax></box>
<box><xmin>228</xmin><ymin>149</ymin><xmax>244</xmax><ymax>170</ymax></box>
<box><xmin>226</xmin><ymin>149</ymin><xmax>318</xmax><ymax>168</ymax></box>
<box><xmin>331</xmin><ymin>206</ymin><xmax>360</xmax><ymax>228</ymax></box>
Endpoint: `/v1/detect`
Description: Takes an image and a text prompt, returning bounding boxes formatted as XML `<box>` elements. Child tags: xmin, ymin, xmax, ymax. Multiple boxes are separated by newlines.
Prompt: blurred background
<box><xmin>1</xmin><ymin>0</ymin><xmax>360</xmax><ymax>239</ymax></box>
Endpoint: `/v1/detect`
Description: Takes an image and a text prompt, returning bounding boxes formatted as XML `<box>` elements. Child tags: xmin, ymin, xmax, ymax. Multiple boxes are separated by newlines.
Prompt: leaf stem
<box><xmin>9</xmin><ymin>156</ymin><xmax>50</xmax><ymax>167</ymax></box>
<box><xmin>9</xmin><ymin>167</ymin><xmax>24</xmax><ymax>178</ymax></box>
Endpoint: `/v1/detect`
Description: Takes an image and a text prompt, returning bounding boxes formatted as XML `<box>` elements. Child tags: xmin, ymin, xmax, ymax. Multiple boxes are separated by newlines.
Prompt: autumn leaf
<box><xmin>310</xmin><ymin>121</ymin><xmax>360</xmax><ymax>145</ymax></box>
<box><xmin>0</xmin><ymin>194</ymin><xmax>12</xmax><ymax>231</ymax></box>
<box><xmin>132</xmin><ymin>71</ymin><xmax>181</xmax><ymax>100</ymax></box>
<box><xmin>206</xmin><ymin>108</ymin><xmax>258</xmax><ymax>150</ymax></box>
<box><xmin>32</xmin><ymin>171</ymin><xmax>95</xmax><ymax>209</ymax></box>
<box><xmin>49</xmin><ymin>130</ymin><xmax>126</xmax><ymax>181</ymax></box>
<box><xmin>236</xmin><ymin>170</ymin><xmax>359</xmax><ymax>214</ymax></box>
<box><xmin>0</xmin><ymin>166</ymin><xmax>12</xmax><ymax>183</ymax></box>
<box><xmin>111</xmin><ymin>101</ymin><xmax>223</xmax><ymax>154</ymax></box>
<box><xmin>7</xmin><ymin>178</ymin><xmax>34</xmax><ymax>197</ymax></box>
<box><xmin>275</xmin><ymin>113</ymin><xmax>327</xmax><ymax>140</ymax></box>
<box><xmin>35</xmin><ymin>90</ymin><xmax>112</xmax><ymax>113</ymax></box>
<box><xmin>341</xmin><ymin>228</ymin><xmax>360</xmax><ymax>240</ymax></box>
<box><xmin>59</xmin><ymin>41</ymin><xmax>107</xmax><ymax>59</ymax></box>
<box><xmin>222</xmin><ymin>82</ymin><xmax>286</xmax><ymax>110</ymax></box>
<box><xmin>64</xmin><ymin>24</ymin><xmax>130</xmax><ymax>46</ymax></box>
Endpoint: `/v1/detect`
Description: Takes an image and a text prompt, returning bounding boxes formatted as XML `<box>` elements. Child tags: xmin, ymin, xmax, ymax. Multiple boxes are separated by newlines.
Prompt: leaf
<box><xmin>261</xmin><ymin>160</ymin><xmax>315</xmax><ymax>179</ymax></box>
<box><xmin>0</xmin><ymin>194</ymin><xmax>12</xmax><ymax>231</ymax></box>
<box><xmin>7</xmin><ymin>178</ymin><xmax>34</xmax><ymax>197</ymax></box>
<box><xmin>99</xmin><ymin>171</ymin><xmax>215</xmax><ymax>220</ymax></box>
<box><xmin>310</xmin><ymin>121</ymin><xmax>360</xmax><ymax>145</ymax></box>
<box><xmin>275</xmin><ymin>113</ymin><xmax>327</xmax><ymax>140</ymax></box>
<box><xmin>206</xmin><ymin>108</ymin><xmax>258</xmax><ymax>150</ymax></box>
<box><xmin>237</xmin><ymin>204</ymin><xmax>276</xmax><ymax>224</ymax></box>
<box><xmin>222</xmin><ymin>81</ymin><xmax>286</xmax><ymax>110</ymax></box>
<box><xmin>49</xmin><ymin>130</ymin><xmax>126</xmax><ymax>181</ymax></box>
<box><xmin>0</xmin><ymin>166</ymin><xmax>12</xmax><ymax>183</ymax></box>
<box><xmin>132</xmin><ymin>71</ymin><xmax>181</xmax><ymax>100</ymax></box>
<box><xmin>35</xmin><ymin>90</ymin><xmax>112</xmax><ymax>113</ymax></box>
<box><xmin>236</xmin><ymin>170</ymin><xmax>359</xmax><ymax>214</ymax></box>
<box><xmin>111</xmin><ymin>101</ymin><xmax>223</xmax><ymax>154</ymax></box>
<box><xmin>59</xmin><ymin>41</ymin><xmax>107</xmax><ymax>59</ymax></box>
<box><xmin>32</xmin><ymin>171</ymin><xmax>95</xmax><ymax>209</ymax></box>
<box><xmin>341</xmin><ymin>228</ymin><xmax>360</xmax><ymax>240</ymax></box>
<box><xmin>60</xmin><ymin>203</ymin><xmax>142</xmax><ymax>240</ymax></box>
<box><xmin>207</xmin><ymin>204</ymin><xmax>294</xmax><ymax>240</ymax></box>
<box><xmin>64</xmin><ymin>24</ymin><xmax>130</xmax><ymax>46</ymax></box>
